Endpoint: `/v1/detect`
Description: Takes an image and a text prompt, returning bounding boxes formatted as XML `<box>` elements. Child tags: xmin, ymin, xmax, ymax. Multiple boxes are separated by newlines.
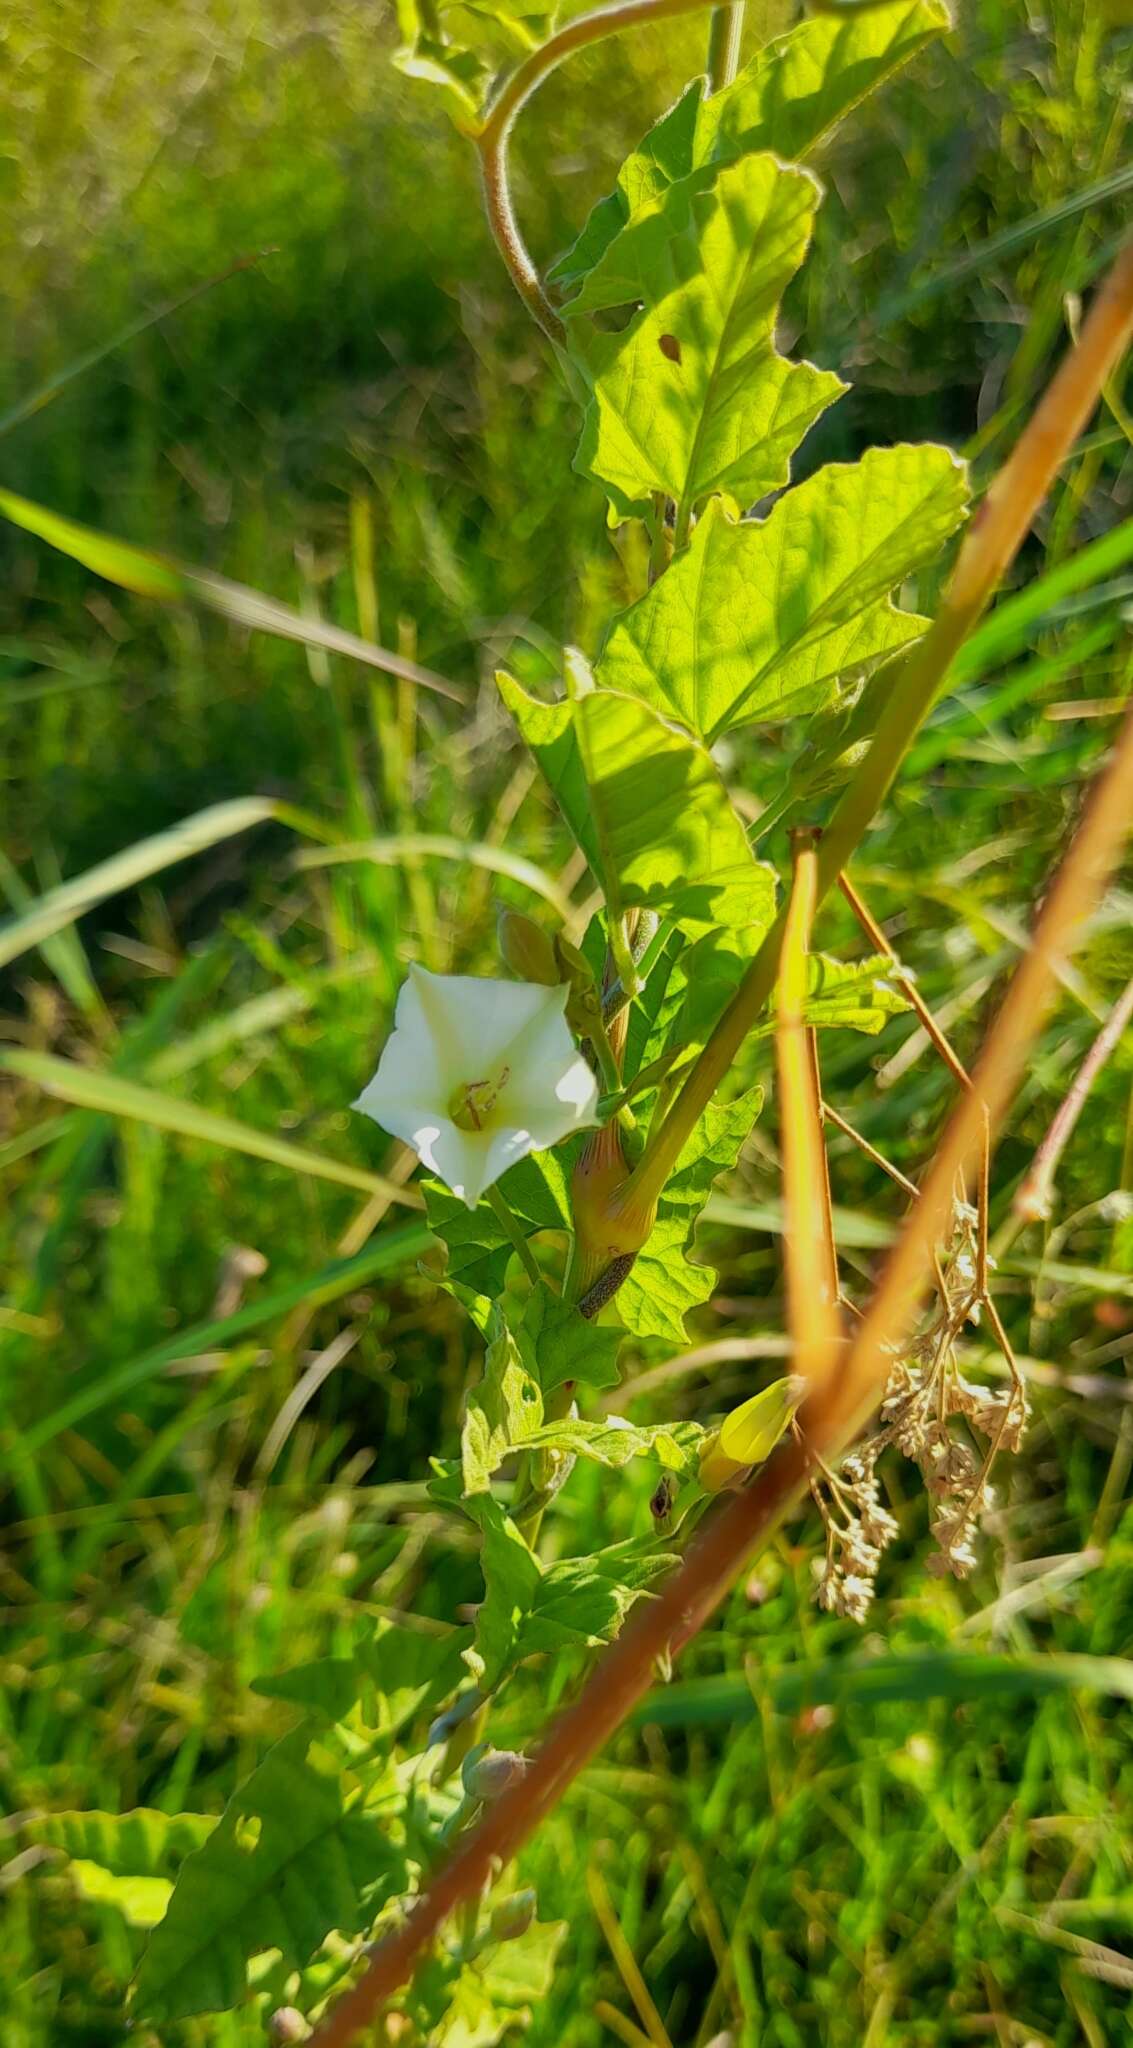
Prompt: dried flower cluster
<box><xmin>814</xmin><ymin>1195</ymin><xmax>1029</xmax><ymax>1622</ymax></box>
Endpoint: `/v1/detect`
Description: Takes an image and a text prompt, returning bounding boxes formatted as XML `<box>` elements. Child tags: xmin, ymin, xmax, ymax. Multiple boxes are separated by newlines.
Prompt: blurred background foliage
<box><xmin>2</xmin><ymin>0</ymin><xmax>1133</xmax><ymax>2042</ymax></box>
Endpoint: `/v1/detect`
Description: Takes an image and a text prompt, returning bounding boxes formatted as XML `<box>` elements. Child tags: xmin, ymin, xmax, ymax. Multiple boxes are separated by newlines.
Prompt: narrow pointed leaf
<box><xmin>0</xmin><ymin>486</ymin><xmax>463</xmax><ymax>701</ymax></box>
<box><xmin>0</xmin><ymin>1048</ymin><xmax>417</xmax><ymax>1205</ymax></box>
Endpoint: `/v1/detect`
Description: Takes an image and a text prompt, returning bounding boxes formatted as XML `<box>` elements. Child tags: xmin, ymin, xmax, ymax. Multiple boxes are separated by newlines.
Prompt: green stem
<box><xmin>487</xmin><ymin>1185</ymin><xmax>543</xmax><ymax>1288</ymax></box>
<box><xmin>706</xmin><ymin>2</ymin><xmax>744</xmax><ymax>92</ymax></box>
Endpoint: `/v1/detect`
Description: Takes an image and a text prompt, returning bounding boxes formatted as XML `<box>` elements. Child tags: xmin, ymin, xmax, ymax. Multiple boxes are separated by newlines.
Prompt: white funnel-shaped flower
<box><xmin>354</xmin><ymin>965</ymin><xmax>598</xmax><ymax>1208</ymax></box>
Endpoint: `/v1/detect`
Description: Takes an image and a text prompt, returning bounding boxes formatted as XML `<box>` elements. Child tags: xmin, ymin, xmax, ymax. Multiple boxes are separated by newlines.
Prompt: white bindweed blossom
<box><xmin>353</xmin><ymin>965</ymin><xmax>598</xmax><ymax>1208</ymax></box>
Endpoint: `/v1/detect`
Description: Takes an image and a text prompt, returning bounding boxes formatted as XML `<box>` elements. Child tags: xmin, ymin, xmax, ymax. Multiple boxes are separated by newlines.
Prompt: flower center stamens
<box><xmin>449</xmin><ymin>1066</ymin><xmax>511</xmax><ymax>1132</ymax></box>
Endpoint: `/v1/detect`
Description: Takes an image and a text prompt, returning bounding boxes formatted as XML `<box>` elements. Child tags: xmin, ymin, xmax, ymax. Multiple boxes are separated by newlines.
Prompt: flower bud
<box><xmin>488</xmin><ymin>1889</ymin><xmax>537</xmax><ymax>1942</ymax></box>
<box><xmin>268</xmin><ymin>2010</ymin><xmax>309</xmax><ymax>2044</ymax></box>
<box><xmin>462</xmin><ymin>1745</ymin><xmax>529</xmax><ymax>1801</ymax></box>
<box><xmin>554</xmin><ymin>936</ymin><xmax>602</xmax><ymax>1035</ymax></box>
<box><xmin>498</xmin><ymin>910</ymin><xmax>559</xmax><ymax>987</ymax></box>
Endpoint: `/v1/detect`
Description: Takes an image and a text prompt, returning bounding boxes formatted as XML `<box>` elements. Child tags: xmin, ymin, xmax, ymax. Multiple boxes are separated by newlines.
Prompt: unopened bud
<box><xmin>489</xmin><ymin>1888</ymin><xmax>537</xmax><ymax>1942</ymax></box>
<box><xmin>268</xmin><ymin>2010</ymin><xmax>309</xmax><ymax>2044</ymax></box>
<box><xmin>498</xmin><ymin>911</ymin><xmax>559</xmax><ymax>987</ymax></box>
<box><xmin>554</xmin><ymin>936</ymin><xmax>602</xmax><ymax>1034</ymax></box>
<box><xmin>698</xmin><ymin>1431</ymin><xmax>747</xmax><ymax>1493</ymax></box>
<box><xmin>462</xmin><ymin>1745</ymin><xmax>529</xmax><ymax>1801</ymax></box>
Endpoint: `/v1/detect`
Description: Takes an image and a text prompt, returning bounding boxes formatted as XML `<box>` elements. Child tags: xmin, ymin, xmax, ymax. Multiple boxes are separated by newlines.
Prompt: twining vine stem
<box><xmin>476</xmin><ymin>0</ymin><xmax>742</xmax><ymax>341</ymax></box>
<box><xmin>308</xmin><ymin>237</ymin><xmax>1133</xmax><ymax>2048</ymax></box>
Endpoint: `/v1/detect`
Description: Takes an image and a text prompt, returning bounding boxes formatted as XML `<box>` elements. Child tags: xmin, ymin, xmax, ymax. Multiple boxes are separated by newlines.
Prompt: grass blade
<box><xmin>19</xmin><ymin>1224</ymin><xmax>432</xmax><ymax>1451</ymax></box>
<box><xmin>0</xmin><ymin>487</ymin><xmax>465</xmax><ymax>703</ymax></box>
<box><xmin>0</xmin><ymin>1048</ymin><xmax>423</xmax><ymax>1207</ymax></box>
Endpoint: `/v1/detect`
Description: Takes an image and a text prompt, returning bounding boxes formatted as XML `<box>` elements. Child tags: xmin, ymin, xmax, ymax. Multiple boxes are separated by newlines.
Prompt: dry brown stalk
<box><xmin>307</xmin><ymin>693</ymin><xmax>1133</xmax><ymax>2048</ymax></box>
<box><xmin>1013</xmin><ymin>974</ymin><xmax>1133</xmax><ymax>1221</ymax></box>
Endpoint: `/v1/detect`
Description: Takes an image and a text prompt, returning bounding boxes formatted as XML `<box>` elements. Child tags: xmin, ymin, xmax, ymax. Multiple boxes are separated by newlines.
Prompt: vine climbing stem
<box><xmin>475</xmin><ymin>0</ymin><xmax>740</xmax><ymax>342</ymax></box>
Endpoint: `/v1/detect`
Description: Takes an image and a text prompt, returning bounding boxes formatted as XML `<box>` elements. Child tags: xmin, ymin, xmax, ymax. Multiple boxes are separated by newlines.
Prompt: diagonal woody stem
<box><xmin>621</xmin><ymin>237</ymin><xmax>1133</xmax><ymax>1219</ymax></box>
<box><xmin>307</xmin><ymin>318</ymin><xmax>1133</xmax><ymax>2048</ymax></box>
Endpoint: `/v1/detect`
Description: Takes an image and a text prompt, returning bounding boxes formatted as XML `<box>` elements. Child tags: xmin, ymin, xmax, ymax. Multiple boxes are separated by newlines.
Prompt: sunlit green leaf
<box><xmin>598</xmin><ymin>447</ymin><xmax>969</xmax><ymax>742</ymax></box>
<box><xmin>462</xmin><ymin>1305</ymin><xmax>545</xmax><ymax>1495</ymax></box>
<box><xmin>134</xmin><ymin>1727</ymin><xmax>408</xmax><ymax>2022</ymax></box>
<box><xmin>618</xmin><ymin>1085</ymin><xmax>764</xmax><ymax>1341</ymax></box>
<box><xmin>521</xmin><ymin>1289</ymin><xmax>624</xmax><ymax>1395</ymax></box>
<box><xmin>552</xmin><ymin>0</ymin><xmax>950</xmax><ymax>309</ymax></box>
<box><xmin>574</xmin><ymin>154</ymin><xmax>844</xmax><ymax>523</ymax></box>
<box><xmin>498</xmin><ymin>671</ymin><xmax>775</xmax><ymax>942</ymax></box>
<box><xmin>523</xmin><ymin>1414</ymin><xmax>703</xmax><ymax>1471</ymax></box>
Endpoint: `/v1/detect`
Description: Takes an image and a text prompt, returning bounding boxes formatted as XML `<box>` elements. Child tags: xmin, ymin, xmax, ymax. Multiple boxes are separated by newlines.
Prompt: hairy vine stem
<box><xmin>476</xmin><ymin>0</ymin><xmax>739</xmax><ymax>342</ymax></box>
<box><xmin>308</xmin><ymin>698</ymin><xmax>1133</xmax><ymax>2048</ymax></box>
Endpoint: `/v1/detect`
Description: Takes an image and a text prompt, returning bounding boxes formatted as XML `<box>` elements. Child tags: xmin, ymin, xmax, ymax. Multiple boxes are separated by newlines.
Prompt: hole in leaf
<box><xmin>235</xmin><ymin>1813</ymin><xmax>262</xmax><ymax>1853</ymax></box>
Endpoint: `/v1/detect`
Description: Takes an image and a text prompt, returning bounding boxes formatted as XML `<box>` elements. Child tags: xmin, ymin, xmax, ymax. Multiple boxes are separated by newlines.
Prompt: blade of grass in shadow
<box><xmin>0</xmin><ymin>1049</ymin><xmax>423</xmax><ymax>1207</ymax></box>
<box><xmin>0</xmin><ymin>487</ymin><xmax>466</xmax><ymax>703</ymax></box>
<box><xmin>296</xmin><ymin>836</ymin><xmax>576</xmax><ymax>921</ymax></box>
<box><xmin>16</xmin><ymin>1224</ymin><xmax>433</xmax><ymax>1454</ymax></box>
<box><xmin>0</xmin><ymin>253</ymin><xmax>272</xmax><ymax>438</ymax></box>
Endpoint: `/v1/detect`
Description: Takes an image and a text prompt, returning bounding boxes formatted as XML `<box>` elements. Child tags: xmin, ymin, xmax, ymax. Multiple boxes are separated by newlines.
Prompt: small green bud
<box><xmin>498</xmin><ymin>910</ymin><xmax>559</xmax><ymax>986</ymax></box>
<box><xmin>554</xmin><ymin>936</ymin><xmax>602</xmax><ymax>1034</ymax></box>
<box><xmin>488</xmin><ymin>1889</ymin><xmax>537</xmax><ymax>1942</ymax></box>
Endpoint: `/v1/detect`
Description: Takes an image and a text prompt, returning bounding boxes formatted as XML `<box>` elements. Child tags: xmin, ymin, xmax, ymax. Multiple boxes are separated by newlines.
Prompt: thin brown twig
<box><xmin>1013</xmin><ymin>973</ymin><xmax>1133</xmax><ymax>1221</ymax></box>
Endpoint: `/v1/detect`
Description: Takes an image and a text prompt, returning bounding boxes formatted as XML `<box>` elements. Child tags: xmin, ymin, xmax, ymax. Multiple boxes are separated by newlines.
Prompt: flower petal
<box><xmin>503</xmin><ymin>1052</ymin><xmax>599</xmax><ymax>1152</ymax></box>
<box><xmin>408</xmin><ymin>965</ymin><xmax>562</xmax><ymax>1081</ymax></box>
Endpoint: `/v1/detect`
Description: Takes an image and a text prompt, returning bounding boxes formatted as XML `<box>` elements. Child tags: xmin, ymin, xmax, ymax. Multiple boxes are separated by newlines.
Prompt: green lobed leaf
<box><xmin>617</xmin><ymin>1084</ymin><xmax>764</xmax><ymax>1342</ymax></box>
<box><xmin>71</xmin><ymin>1864</ymin><xmax>173</xmax><ymax>1930</ymax></box>
<box><xmin>522</xmin><ymin>1414</ymin><xmax>704</xmax><ymax>1472</ymax></box>
<box><xmin>697</xmin><ymin>0</ymin><xmax>951</xmax><ymax>175</ymax></box>
<box><xmin>597</xmin><ymin>447</ymin><xmax>969</xmax><ymax>744</ymax></box>
<box><xmin>551</xmin><ymin>0</ymin><xmax>950</xmax><ymax>308</ymax></box>
<box><xmin>573</xmin><ymin>154</ymin><xmax>844</xmax><ymax>523</ymax></box>
<box><xmin>422</xmin><ymin>1151</ymin><xmax>572</xmax><ymax>1298</ymax></box>
<box><xmin>410</xmin><ymin>1916</ymin><xmax>569</xmax><ymax>2047</ymax></box>
<box><xmin>450</xmin><ymin>1486</ymin><xmax>672</xmax><ymax>1691</ymax></box>
<box><xmin>133</xmin><ymin>1726</ymin><xmax>408</xmax><ymax>2022</ymax></box>
<box><xmin>549</xmin><ymin>80</ymin><xmax>704</xmax><ymax>302</ymax></box>
<box><xmin>29</xmin><ymin>1809</ymin><xmax>215</xmax><ymax>1880</ymax></box>
<box><xmin>800</xmin><ymin>953</ymin><xmax>914</xmax><ymax>1036</ymax></box>
<box><xmin>521</xmin><ymin>1289</ymin><xmax>624</xmax><ymax>1395</ymax></box>
<box><xmin>498</xmin><ymin>671</ymin><xmax>775</xmax><ymax>942</ymax></box>
<box><xmin>462</xmin><ymin>1305</ymin><xmax>545</xmax><ymax>1495</ymax></box>
<box><xmin>252</xmin><ymin>1622</ymin><xmax>468</xmax><ymax>1734</ymax></box>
